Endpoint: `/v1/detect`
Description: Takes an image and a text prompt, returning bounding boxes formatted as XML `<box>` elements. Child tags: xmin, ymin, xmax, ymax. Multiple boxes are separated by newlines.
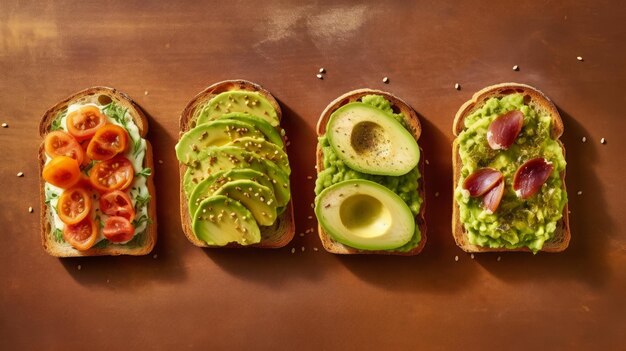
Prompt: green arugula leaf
<box><xmin>50</xmin><ymin>110</ymin><xmax>66</xmax><ymax>131</ymax></box>
<box><xmin>53</xmin><ymin>228</ymin><xmax>64</xmax><ymax>243</ymax></box>
<box><xmin>82</xmin><ymin>160</ymin><xmax>96</xmax><ymax>176</ymax></box>
<box><xmin>92</xmin><ymin>240</ymin><xmax>109</xmax><ymax>249</ymax></box>
<box><xmin>134</xmin><ymin>194</ymin><xmax>151</xmax><ymax>210</ymax></box>
<box><xmin>137</xmin><ymin>168</ymin><xmax>152</xmax><ymax>177</ymax></box>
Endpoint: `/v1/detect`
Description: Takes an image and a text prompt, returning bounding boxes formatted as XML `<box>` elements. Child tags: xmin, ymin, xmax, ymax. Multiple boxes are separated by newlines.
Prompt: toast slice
<box><xmin>178</xmin><ymin>79</ymin><xmax>295</xmax><ymax>248</ymax></box>
<box><xmin>316</xmin><ymin>89</ymin><xmax>427</xmax><ymax>255</ymax></box>
<box><xmin>39</xmin><ymin>87</ymin><xmax>157</xmax><ymax>257</ymax></box>
<box><xmin>452</xmin><ymin>82</ymin><xmax>570</xmax><ymax>253</ymax></box>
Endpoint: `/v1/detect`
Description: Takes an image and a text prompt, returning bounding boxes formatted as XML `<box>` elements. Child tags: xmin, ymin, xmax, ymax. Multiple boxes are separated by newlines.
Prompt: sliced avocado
<box><xmin>196</xmin><ymin>91</ymin><xmax>279</xmax><ymax>127</ymax></box>
<box><xmin>217</xmin><ymin>112</ymin><xmax>284</xmax><ymax>147</ymax></box>
<box><xmin>315</xmin><ymin>179</ymin><xmax>414</xmax><ymax>250</ymax></box>
<box><xmin>192</xmin><ymin>195</ymin><xmax>260</xmax><ymax>246</ymax></box>
<box><xmin>327</xmin><ymin>102</ymin><xmax>420</xmax><ymax>176</ymax></box>
<box><xmin>183</xmin><ymin>147</ymin><xmax>290</xmax><ymax>208</ymax></box>
<box><xmin>188</xmin><ymin>168</ymin><xmax>274</xmax><ymax>217</ymax></box>
<box><xmin>226</xmin><ymin>137</ymin><xmax>290</xmax><ymax>175</ymax></box>
<box><xmin>175</xmin><ymin>120</ymin><xmax>264</xmax><ymax>165</ymax></box>
<box><xmin>214</xmin><ymin>179</ymin><xmax>277</xmax><ymax>226</ymax></box>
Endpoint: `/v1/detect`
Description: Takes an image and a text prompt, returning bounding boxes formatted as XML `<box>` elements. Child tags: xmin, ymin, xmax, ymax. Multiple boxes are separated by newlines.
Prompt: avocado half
<box><xmin>315</xmin><ymin>179</ymin><xmax>415</xmax><ymax>250</ymax></box>
<box><xmin>327</xmin><ymin>102</ymin><xmax>420</xmax><ymax>176</ymax></box>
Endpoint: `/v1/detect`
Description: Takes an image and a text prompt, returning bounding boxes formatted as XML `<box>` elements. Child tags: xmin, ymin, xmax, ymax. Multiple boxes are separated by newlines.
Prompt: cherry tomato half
<box><xmin>87</xmin><ymin>124</ymin><xmax>129</xmax><ymax>161</ymax></box>
<box><xmin>44</xmin><ymin>131</ymin><xmax>84</xmax><ymax>165</ymax></box>
<box><xmin>63</xmin><ymin>216</ymin><xmax>98</xmax><ymax>251</ymax></box>
<box><xmin>99</xmin><ymin>190</ymin><xmax>135</xmax><ymax>221</ymax></box>
<box><xmin>89</xmin><ymin>156</ymin><xmax>134</xmax><ymax>192</ymax></box>
<box><xmin>66</xmin><ymin>106</ymin><xmax>106</xmax><ymax>141</ymax></box>
<box><xmin>42</xmin><ymin>156</ymin><xmax>81</xmax><ymax>189</ymax></box>
<box><xmin>57</xmin><ymin>187</ymin><xmax>92</xmax><ymax>225</ymax></box>
<box><xmin>103</xmin><ymin>216</ymin><xmax>135</xmax><ymax>243</ymax></box>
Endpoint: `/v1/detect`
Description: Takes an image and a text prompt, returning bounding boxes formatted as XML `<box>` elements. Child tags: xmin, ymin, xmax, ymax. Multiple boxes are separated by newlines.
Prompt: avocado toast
<box><xmin>39</xmin><ymin>87</ymin><xmax>157</xmax><ymax>257</ymax></box>
<box><xmin>176</xmin><ymin>80</ymin><xmax>294</xmax><ymax>248</ymax></box>
<box><xmin>314</xmin><ymin>89</ymin><xmax>427</xmax><ymax>255</ymax></box>
<box><xmin>452</xmin><ymin>83</ymin><xmax>570</xmax><ymax>253</ymax></box>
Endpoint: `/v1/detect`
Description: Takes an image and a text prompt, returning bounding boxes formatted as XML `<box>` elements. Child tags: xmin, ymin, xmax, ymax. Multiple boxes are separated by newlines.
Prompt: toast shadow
<box><xmin>339</xmin><ymin>112</ymin><xmax>480</xmax><ymax>293</ymax></box>
<box><xmin>60</xmin><ymin>107</ymin><xmax>189</xmax><ymax>288</ymax></box>
<box><xmin>475</xmin><ymin>108</ymin><xmax>613</xmax><ymax>288</ymax></box>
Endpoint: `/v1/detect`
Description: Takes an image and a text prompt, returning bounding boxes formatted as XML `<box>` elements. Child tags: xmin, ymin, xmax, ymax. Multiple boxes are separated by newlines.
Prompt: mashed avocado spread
<box><xmin>455</xmin><ymin>93</ymin><xmax>567</xmax><ymax>252</ymax></box>
<box><xmin>315</xmin><ymin>95</ymin><xmax>422</xmax><ymax>252</ymax></box>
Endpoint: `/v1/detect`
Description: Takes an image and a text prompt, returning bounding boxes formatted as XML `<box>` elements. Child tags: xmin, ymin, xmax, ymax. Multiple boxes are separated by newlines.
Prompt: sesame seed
<box><xmin>285</xmin><ymin>141</ymin><xmax>291</xmax><ymax>147</ymax></box>
<box><xmin>577</xmin><ymin>56</ymin><xmax>583</xmax><ymax>61</ymax></box>
<box><xmin>470</xmin><ymin>254</ymin><xmax>475</xmax><ymax>259</ymax></box>
<box><xmin>382</xmin><ymin>77</ymin><xmax>389</xmax><ymax>84</ymax></box>
<box><xmin>307</xmin><ymin>216</ymin><xmax>313</xmax><ymax>219</ymax></box>
<box><xmin>435</xmin><ymin>192</ymin><xmax>440</xmax><ymax>197</ymax></box>
<box><xmin>497</xmin><ymin>256</ymin><xmax>502</xmax><ymax>262</ymax></box>
<box><xmin>158</xmin><ymin>159</ymin><xmax>164</xmax><ymax>164</ymax></box>
<box><xmin>316</xmin><ymin>74</ymin><xmax>323</xmax><ymax>79</ymax></box>
<box><xmin>28</xmin><ymin>206</ymin><xmax>33</xmax><ymax>213</ymax></box>
<box><xmin>306</xmin><ymin>176</ymin><xmax>313</xmax><ymax>180</ymax></box>
<box><xmin>425</xmin><ymin>159</ymin><xmax>430</xmax><ymax>165</ymax></box>
<box><xmin>1</xmin><ymin>123</ymin><xmax>7</xmax><ymax>128</ymax></box>
<box><xmin>16</xmin><ymin>172</ymin><xmax>24</xmax><ymax>177</ymax></box>
<box><xmin>512</xmin><ymin>65</ymin><xmax>519</xmax><ymax>71</ymax></box>
<box><xmin>319</xmin><ymin>67</ymin><xmax>325</xmax><ymax>73</ymax></box>
<box><xmin>144</xmin><ymin>91</ymin><xmax>149</xmax><ymax>96</ymax></box>
<box><xmin>77</xmin><ymin>265</ymin><xmax>82</xmax><ymax>270</ymax></box>
<box><xmin>582</xmin><ymin>137</ymin><xmax>586</xmax><ymax>143</ymax></box>
<box><xmin>454</xmin><ymin>255</ymin><xmax>459</xmax><ymax>262</ymax></box>
<box><xmin>311</xmin><ymin>203</ymin><xmax>314</xmax><ymax>209</ymax></box>
<box><xmin>301</xmin><ymin>247</ymin><xmax>305</xmax><ymax>252</ymax></box>
<box><xmin>577</xmin><ymin>190</ymin><xmax>582</xmax><ymax>195</ymax></box>
<box><xmin>600</xmin><ymin>138</ymin><xmax>606</xmax><ymax>144</ymax></box>
<box><xmin>299</xmin><ymin>233</ymin><xmax>304</xmax><ymax>237</ymax></box>
<box><xmin>455</xmin><ymin>83</ymin><xmax>461</xmax><ymax>90</ymax></box>
<box><xmin>291</xmin><ymin>248</ymin><xmax>295</xmax><ymax>254</ymax></box>
<box><xmin>153</xmin><ymin>254</ymin><xmax>158</xmax><ymax>259</ymax></box>
<box><xmin>313</xmin><ymin>247</ymin><xmax>319</xmax><ymax>252</ymax></box>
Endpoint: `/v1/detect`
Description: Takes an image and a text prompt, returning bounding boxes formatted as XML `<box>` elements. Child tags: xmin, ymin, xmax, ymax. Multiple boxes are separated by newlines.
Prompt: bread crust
<box><xmin>178</xmin><ymin>80</ymin><xmax>295</xmax><ymax>248</ymax></box>
<box><xmin>39</xmin><ymin>87</ymin><xmax>157</xmax><ymax>257</ymax></box>
<box><xmin>451</xmin><ymin>83</ymin><xmax>570</xmax><ymax>253</ymax></box>
<box><xmin>316</xmin><ymin>89</ymin><xmax>427</xmax><ymax>256</ymax></box>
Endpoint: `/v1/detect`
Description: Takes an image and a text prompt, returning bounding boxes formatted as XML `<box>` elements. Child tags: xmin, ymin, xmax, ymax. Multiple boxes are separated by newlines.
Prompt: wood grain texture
<box><xmin>0</xmin><ymin>1</ymin><xmax>625</xmax><ymax>350</ymax></box>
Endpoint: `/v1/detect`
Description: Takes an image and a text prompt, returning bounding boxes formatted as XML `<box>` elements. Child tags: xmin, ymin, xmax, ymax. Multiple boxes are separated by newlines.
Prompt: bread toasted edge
<box><xmin>178</xmin><ymin>79</ymin><xmax>295</xmax><ymax>248</ymax></box>
<box><xmin>315</xmin><ymin>89</ymin><xmax>427</xmax><ymax>256</ymax></box>
<box><xmin>39</xmin><ymin>87</ymin><xmax>157</xmax><ymax>257</ymax></box>
<box><xmin>451</xmin><ymin>82</ymin><xmax>570</xmax><ymax>253</ymax></box>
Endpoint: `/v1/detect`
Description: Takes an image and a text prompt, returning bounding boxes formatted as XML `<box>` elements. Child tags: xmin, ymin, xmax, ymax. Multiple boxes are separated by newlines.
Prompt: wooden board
<box><xmin>0</xmin><ymin>1</ymin><xmax>624</xmax><ymax>349</ymax></box>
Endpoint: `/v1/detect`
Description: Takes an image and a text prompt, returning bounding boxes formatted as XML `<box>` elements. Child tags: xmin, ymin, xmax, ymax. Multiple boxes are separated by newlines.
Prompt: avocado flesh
<box><xmin>315</xmin><ymin>179</ymin><xmax>414</xmax><ymax>250</ymax></box>
<box><xmin>183</xmin><ymin>146</ymin><xmax>290</xmax><ymax>207</ymax></box>
<box><xmin>214</xmin><ymin>179</ymin><xmax>277</xmax><ymax>226</ymax></box>
<box><xmin>175</xmin><ymin>120</ymin><xmax>264</xmax><ymax>165</ymax></box>
<box><xmin>196</xmin><ymin>91</ymin><xmax>279</xmax><ymax>127</ymax></box>
<box><xmin>192</xmin><ymin>195</ymin><xmax>261</xmax><ymax>246</ymax></box>
<box><xmin>217</xmin><ymin>113</ymin><xmax>284</xmax><ymax>147</ymax></box>
<box><xmin>226</xmin><ymin>137</ymin><xmax>291</xmax><ymax>175</ymax></box>
<box><xmin>188</xmin><ymin>169</ymin><xmax>274</xmax><ymax>217</ymax></box>
<box><xmin>327</xmin><ymin>102</ymin><xmax>419</xmax><ymax>176</ymax></box>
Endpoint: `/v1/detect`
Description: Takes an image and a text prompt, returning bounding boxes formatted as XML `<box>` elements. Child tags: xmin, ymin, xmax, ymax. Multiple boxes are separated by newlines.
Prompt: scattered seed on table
<box><xmin>435</xmin><ymin>192</ymin><xmax>440</xmax><ymax>197</ymax></box>
<box><xmin>600</xmin><ymin>138</ymin><xmax>606</xmax><ymax>144</ymax></box>
<box><xmin>577</xmin><ymin>191</ymin><xmax>583</xmax><ymax>195</ymax></box>
<box><xmin>1</xmin><ymin>123</ymin><xmax>7</xmax><ymax>128</ymax></box>
<box><xmin>306</xmin><ymin>176</ymin><xmax>313</xmax><ymax>180</ymax></box>
<box><xmin>577</xmin><ymin>56</ymin><xmax>584</xmax><ymax>61</ymax></box>
<box><xmin>301</xmin><ymin>247</ymin><xmax>305</xmax><ymax>252</ymax></box>
<box><xmin>77</xmin><ymin>265</ymin><xmax>82</xmax><ymax>270</ymax></box>
<box><xmin>316</xmin><ymin>74</ymin><xmax>323</xmax><ymax>79</ymax></box>
<box><xmin>158</xmin><ymin>159</ymin><xmax>164</xmax><ymax>164</ymax></box>
<box><xmin>313</xmin><ymin>247</ymin><xmax>319</xmax><ymax>252</ymax></box>
<box><xmin>497</xmin><ymin>256</ymin><xmax>502</xmax><ymax>262</ymax></box>
<box><xmin>319</xmin><ymin>67</ymin><xmax>325</xmax><ymax>73</ymax></box>
<box><xmin>582</xmin><ymin>137</ymin><xmax>587</xmax><ymax>143</ymax></box>
<box><xmin>153</xmin><ymin>254</ymin><xmax>158</xmax><ymax>259</ymax></box>
<box><xmin>454</xmin><ymin>255</ymin><xmax>459</xmax><ymax>262</ymax></box>
<box><xmin>382</xmin><ymin>77</ymin><xmax>389</xmax><ymax>84</ymax></box>
<box><xmin>512</xmin><ymin>65</ymin><xmax>519</xmax><ymax>71</ymax></box>
<box><xmin>307</xmin><ymin>216</ymin><xmax>313</xmax><ymax>219</ymax></box>
<box><xmin>16</xmin><ymin>172</ymin><xmax>24</xmax><ymax>177</ymax></box>
<box><xmin>425</xmin><ymin>159</ymin><xmax>430</xmax><ymax>165</ymax></box>
<box><xmin>455</xmin><ymin>83</ymin><xmax>461</xmax><ymax>90</ymax></box>
<box><xmin>470</xmin><ymin>254</ymin><xmax>475</xmax><ymax>260</ymax></box>
<box><xmin>144</xmin><ymin>91</ymin><xmax>149</xmax><ymax>96</ymax></box>
<box><xmin>28</xmin><ymin>206</ymin><xmax>33</xmax><ymax>213</ymax></box>
<box><xmin>291</xmin><ymin>248</ymin><xmax>295</xmax><ymax>254</ymax></box>
<box><xmin>299</xmin><ymin>233</ymin><xmax>304</xmax><ymax>237</ymax></box>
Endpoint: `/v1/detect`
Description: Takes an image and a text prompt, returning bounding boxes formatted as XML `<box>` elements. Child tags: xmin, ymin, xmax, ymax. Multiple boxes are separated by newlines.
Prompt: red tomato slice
<box><xmin>89</xmin><ymin>156</ymin><xmax>134</xmax><ymax>192</ymax></box>
<box><xmin>99</xmin><ymin>190</ymin><xmax>135</xmax><ymax>221</ymax></box>
<box><xmin>63</xmin><ymin>217</ymin><xmax>98</xmax><ymax>251</ymax></box>
<box><xmin>42</xmin><ymin>156</ymin><xmax>81</xmax><ymax>189</ymax></box>
<box><xmin>103</xmin><ymin>216</ymin><xmax>135</xmax><ymax>243</ymax></box>
<box><xmin>57</xmin><ymin>187</ymin><xmax>92</xmax><ymax>225</ymax></box>
<box><xmin>87</xmin><ymin>124</ymin><xmax>129</xmax><ymax>161</ymax></box>
<box><xmin>44</xmin><ymin>131</ymin><xmax>84</xmax><ymax>165</ymax></box>
<box><xmin>66</xmin><ymin>106</ymin><xmax>106</xmax><ymax>141</ymax></box>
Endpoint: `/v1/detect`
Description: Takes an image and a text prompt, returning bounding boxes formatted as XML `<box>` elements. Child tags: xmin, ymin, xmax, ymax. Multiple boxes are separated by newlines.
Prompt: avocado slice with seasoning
<box><xmin>226</xmin><ymin>137</ymin><xmax>290</xmax><ymax>175</ymax></box>
<box><xmin>326</xmin><ymin>102</ymin><xmax>420</xmax><ymax>176</ymax></box>
<box><xmin>192</xmin><ymin>195</ymin><xmax>261</xmax><ymax>246</ymax></box>
<box><xmin>315</xmin><ymin>179</ymin><xmax>415</xmax><ymax>250</ymax></box>
<box><xmin>188</xmin><ymin>168</ymin><xmax>274</xmax><ymax>217</ymax></box>
<box><xmin>183</xmin><ymin>146</ymin><xmax>290</xmax><ymax>208</ymax></box>
<box><xmin>214</xmin><ymin>179</ymin><xmax>277</xmax><ymax>226</ymax></box>
<box><xmin>196</xmin><ymin>91</ymin><xmax>279</xmax><ymax>127</ymax></box>
<box><xmin>217</xmin><ymin>112</ymin><xmax>284</xmax><ymax>147</ymax></box>
<box><xmin>175</xmin><ymin>119</ymin><xmax>264</xmax><ymax>165</ymax></box>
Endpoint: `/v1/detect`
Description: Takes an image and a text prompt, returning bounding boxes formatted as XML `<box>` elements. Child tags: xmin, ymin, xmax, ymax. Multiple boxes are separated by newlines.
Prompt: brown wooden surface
<box><xmin>1</xmin><ymin>1</ymin><xmax>624</xmax><ymax>350</ymax></box>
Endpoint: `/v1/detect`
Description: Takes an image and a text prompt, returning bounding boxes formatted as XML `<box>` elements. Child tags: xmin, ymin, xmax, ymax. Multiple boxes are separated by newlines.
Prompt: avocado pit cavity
<box><xmin>339</xmin><ymin>193</ymin><xmax>391</xmax><ymax>238</ymax></box>
<box><xmin>350</xmin><ymin>121</ymin><xmax>389</xmax><ymax>157</ymax></box>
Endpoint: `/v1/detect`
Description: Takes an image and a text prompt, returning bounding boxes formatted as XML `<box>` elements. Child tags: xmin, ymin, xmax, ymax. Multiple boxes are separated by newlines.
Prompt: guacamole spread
<box><xmin>454</xmin><ymin>93</ymin><xmax>567</xmax><ymax>252</ymax></box>
<box><xmin>315</xmin><ymin>95</ymin><xmax>422</xmax><ymax>252</ymax></box>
